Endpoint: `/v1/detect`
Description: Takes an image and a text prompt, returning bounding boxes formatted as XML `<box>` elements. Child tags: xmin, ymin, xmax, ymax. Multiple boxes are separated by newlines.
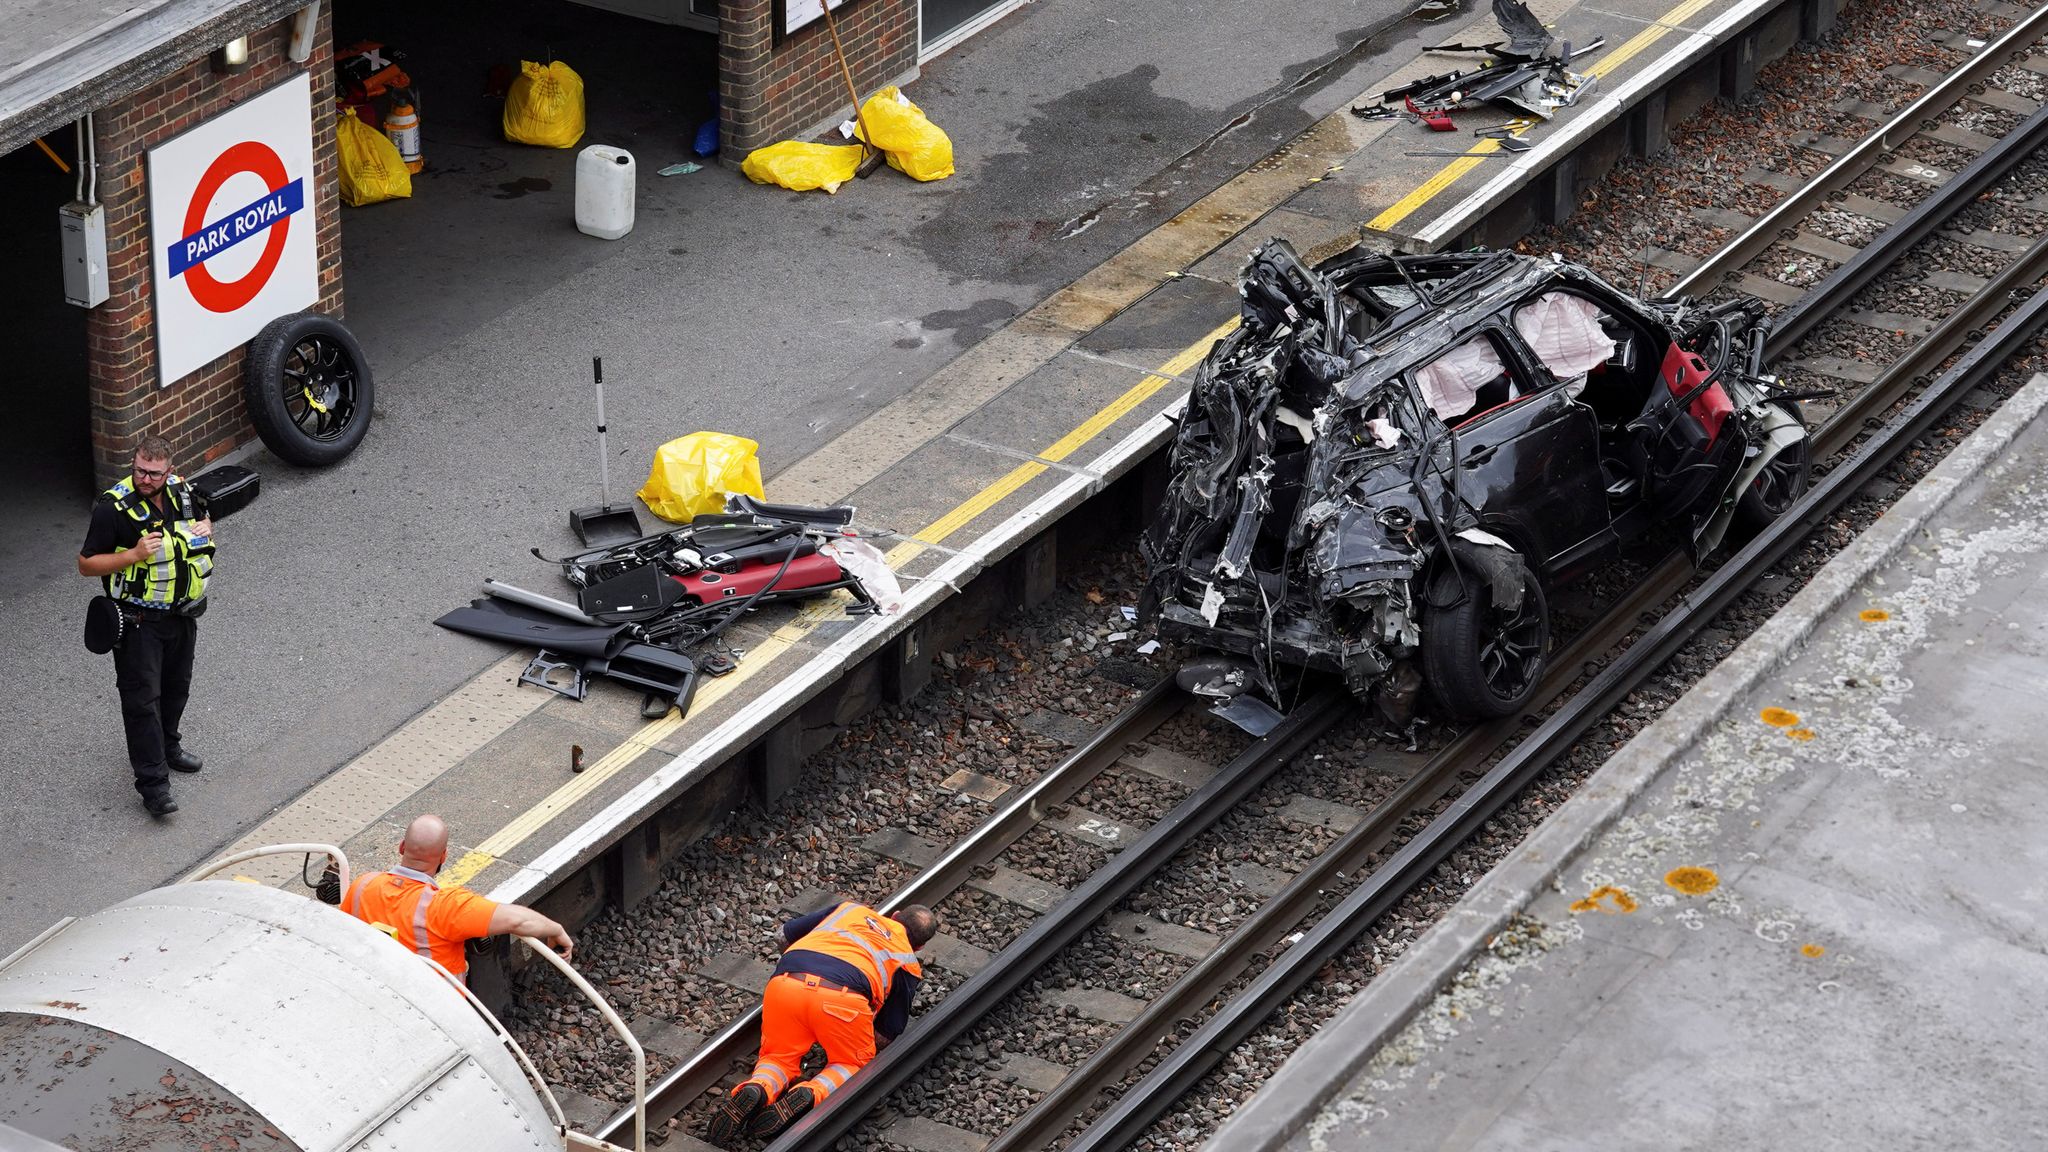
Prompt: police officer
<box><xmin>709</xmin><ymin>899</ymin><xmax>937</xmax><ymax>1145</ymax></box>
<box><xmin>77</xmin><ymin>436</ymin><xmax>215</xmax><ymax>817</ymax></box>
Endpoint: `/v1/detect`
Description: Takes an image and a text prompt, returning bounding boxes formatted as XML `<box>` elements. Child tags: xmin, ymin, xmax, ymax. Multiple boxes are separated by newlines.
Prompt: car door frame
<box><xmin>1425</xmin><ymin>321</ymin><xmax>1611</xmax><ymax>573</ymax></box>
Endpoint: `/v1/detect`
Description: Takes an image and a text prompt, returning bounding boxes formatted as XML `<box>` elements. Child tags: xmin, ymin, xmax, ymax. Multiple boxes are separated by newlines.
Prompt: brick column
<box><xmin>720</xmin><ymin>0</ymin><xmax>774</xmax><ymax>165</ymax></box>
<box><xmin>718</xmin><ymin>0</ymin><xmax>921</xmax><ymax>170</ymax></box>
<box><xmin>85</xmin><ymin>6</ymin><xmax>343</xmax><ymax>484</ymax></box>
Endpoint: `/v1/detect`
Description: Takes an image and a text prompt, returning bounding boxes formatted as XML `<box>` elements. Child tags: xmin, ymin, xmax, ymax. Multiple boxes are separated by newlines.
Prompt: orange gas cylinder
<box><xmin>385</xmin><ymin>97</ymin><xmax>424</xmax><ymax>173</ymax></box>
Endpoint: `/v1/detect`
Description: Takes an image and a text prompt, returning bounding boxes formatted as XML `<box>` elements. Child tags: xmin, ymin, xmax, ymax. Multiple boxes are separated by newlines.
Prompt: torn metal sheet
<box><xmin>1210</xmin><ymin>693</ymin><xmax>1287</xmax><ymax>736</ymax></box>
<box><xmin>1140</xmin><ymin>240</ymin><xmax>1813</xmax><ymax>723</ymax></box>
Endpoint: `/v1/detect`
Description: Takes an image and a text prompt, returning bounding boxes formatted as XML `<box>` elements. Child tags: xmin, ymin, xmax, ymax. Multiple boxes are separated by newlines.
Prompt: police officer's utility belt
<box><xmin>121</xmin><ymin>598</ymin><xmax>208</xmax><ymax>620</ymax></box>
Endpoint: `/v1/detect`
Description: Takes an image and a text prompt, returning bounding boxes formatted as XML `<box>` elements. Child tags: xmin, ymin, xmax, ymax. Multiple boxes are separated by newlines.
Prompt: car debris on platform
<box><xmin>1139</xmin><ymin>240</ymin><xmax>1814</xmax><ymax>724</ymax></box>
<box><xmin>436</xmin><ymin>495</ymin><xmax>894</xmax><ymax>718</ymax></box>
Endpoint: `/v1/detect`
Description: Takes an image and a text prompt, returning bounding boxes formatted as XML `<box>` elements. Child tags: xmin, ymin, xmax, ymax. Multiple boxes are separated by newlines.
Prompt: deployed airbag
<box><xmin>1416</xmin><ymin>337</ymin><xmax>1507</xmax><ymax>420</ymax></box>
<box><xmin>1513</xmin><ymin>291</ymin><xmax>1615</xmax><ymax>380</ymax></box>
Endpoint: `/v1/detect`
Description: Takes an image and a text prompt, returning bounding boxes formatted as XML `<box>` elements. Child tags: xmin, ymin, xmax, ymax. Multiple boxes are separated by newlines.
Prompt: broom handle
<box><xmin>819</xmin><ymin>0</ymin><xmax>873</xmax><ymax>152</ymax></box>
<box><xmin>593</xmin><ymin>356</ymin><xmax>611</xmax><ymax>505</ymax></box>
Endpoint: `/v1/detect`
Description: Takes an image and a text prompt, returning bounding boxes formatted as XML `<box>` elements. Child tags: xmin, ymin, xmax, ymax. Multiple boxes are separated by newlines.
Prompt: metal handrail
<box><xmin>421</xmin><ymin>952</ymin><xmax>575</xmax><ymax>1141</ymax></box>
<box><xmin>187</xmin><ymin>842</ymin><xmax>350</xmax><ymax>895</ymax></box>
<box><xmin>520</xmin><ymin>936</ymin><xmax>647</xmax><ymax>1152</ymax></box>
<box><xmin>1665</xmin><ymin>1</ymin><xmax>2048</xmax><ymax>300</ymax></box>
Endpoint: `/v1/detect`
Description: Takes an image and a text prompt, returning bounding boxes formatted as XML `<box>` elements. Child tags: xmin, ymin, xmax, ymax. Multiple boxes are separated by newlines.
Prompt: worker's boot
<box><xmin>746</xmin><ymin>1085</ymin><xmax>814</xmax><ymax>1139</ymax></box>
<box><xmin>707</xmin><ymin>1082</ymin><xmax>766</xmax><ymax>1147</ymax></box>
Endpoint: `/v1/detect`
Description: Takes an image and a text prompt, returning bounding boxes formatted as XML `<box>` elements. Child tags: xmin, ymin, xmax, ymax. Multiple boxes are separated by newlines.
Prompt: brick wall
<box><xmin>86</xmin><ymin>6</ymin><xmax>343</xmax><ymax>484</ymax></box>
<box><xmin>720</xmin><ymin>0</ymin><xmax>920</xmax><ymax>160</ymax></box>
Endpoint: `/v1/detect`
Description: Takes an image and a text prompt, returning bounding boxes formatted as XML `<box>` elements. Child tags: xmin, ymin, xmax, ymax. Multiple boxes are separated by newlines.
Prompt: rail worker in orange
<box><xmin>338</xmin><ymin>813</ymin><xmax>575</xmax><ymax>982</ymax></box>
<box><xmin>709</xmin><ymin>900</ymin><xmax>939</xmax><ymax>1144</ymax></box>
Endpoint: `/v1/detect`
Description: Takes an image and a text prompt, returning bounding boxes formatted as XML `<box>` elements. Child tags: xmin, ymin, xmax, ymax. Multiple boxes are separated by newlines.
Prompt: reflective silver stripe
<box><xmin>411</xmin><ymin>885</ymin><xmax>435</xmax><ymax>960</ymax></box>
<box><xmin>826</xmin><ymin>928</ymin><xmax>922</xmax><ymax>992</ymax></box>
<box><xmin>752</xmin><ymin>1066</ymin><xmax>790</xmax><ymax>1091</ymax></box>
<box><xmin>348</xmin><ymin>872</ymin><xmax>385</xmax><ymax>918</ymax></box>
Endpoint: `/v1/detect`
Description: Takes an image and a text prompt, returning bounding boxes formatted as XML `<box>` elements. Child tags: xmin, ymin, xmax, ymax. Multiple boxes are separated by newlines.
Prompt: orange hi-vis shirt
<box><xmin>343</xmin><ymin>864</ymin><xmax>498</xmax><ymax>978</ymax></box>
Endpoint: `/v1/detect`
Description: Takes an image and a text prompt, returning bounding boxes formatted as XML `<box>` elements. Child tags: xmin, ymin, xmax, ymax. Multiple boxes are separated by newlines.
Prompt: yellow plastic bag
<box><xmin>858</xmin><ymin>86</ymin><xmax>954</xmax><ymax>182</ymax></box>
<box><xmin>637</xmin><ymin>432</ymin><xmax>767</xmax><ymax>522</ymax></box>
<box><xmin>336</xmin><ymin>106</ymin><xmax>412</xmax><ymax>206</ymax></box>
<box><xmin>741</xmin><ymin>141</ymin><xmax>864</xmax><ymax>194</ymax></box>
<box><xmin>504</xmin><ymin>60</ymin><xmax>586</xmax><ymax>148</ymax></box>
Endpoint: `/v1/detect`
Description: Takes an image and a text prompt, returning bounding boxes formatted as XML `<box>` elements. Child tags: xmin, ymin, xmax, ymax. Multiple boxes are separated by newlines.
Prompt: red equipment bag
<box><xmin>671</xmin><ymin>552</ymin><xmax>845</xmax><ymax>603</ymax></box>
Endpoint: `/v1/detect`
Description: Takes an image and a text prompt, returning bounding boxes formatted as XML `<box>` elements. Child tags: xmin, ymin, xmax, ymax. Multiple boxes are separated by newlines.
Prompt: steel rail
<box><xmin>982</xmin><ymin>563</ymin><xmax>1687</xmax><ymax>1151</ymax></box>
<box><xmin>1813</xmin><ymin>232</ymin><xmax>2048</xmax><ymax>456</ymax></box>
<box><xmin>611</xmin><ymin>41</ymin><xmax>2048</xmax><ymax>1146</ymax></box>
<box><xmin>987</xmin><ymin>242</ymin><xmax>2048</xmax><ymax>1148</ymax></box>
<box><xmin>1766</xmin><ymin>99</ymin><xmax>2048</xmax><ymax>361</ymax></box>
<box><xmin>1664</xmin><ymin>0</ymin><xmax>2048</xmax><ymax>300</ymax></box>
<box><xmin>594</xmin><ymin>680</ymin><xmax>1186</xmax><ymax>1142</ymax></box>
<box><xmin>763</xmin><ymin>688</ymin><xmax>1354</xmax><ymax>1152</ymax></box>
<box><xmin>1064</xmin><ymin>273</ymin><xmax>2048</xmax><ymax>1152</ymax></box>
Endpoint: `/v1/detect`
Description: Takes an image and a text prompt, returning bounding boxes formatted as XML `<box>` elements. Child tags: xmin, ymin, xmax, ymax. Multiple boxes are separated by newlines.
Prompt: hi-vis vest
<box><xmin>792</xmin><ymin>904</ymin><xmax>923</xmax><ymax>1008</ymax></box>
<box><xmin>101</xmin><ymin>473</ymin><xmax>213</xmax><ymax>607</ymax></box>
<box><xmin>344</xmin><ymin>865</ymin><xmax>470</xmax><ymax>979</ymax></box>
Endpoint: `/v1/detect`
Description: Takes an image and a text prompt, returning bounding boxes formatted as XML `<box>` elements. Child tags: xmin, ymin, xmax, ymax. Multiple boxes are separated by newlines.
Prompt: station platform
<box><xmin>1206</xmin><ymin>374</ymin><xmax>2048</xmax><ymax>1151</ymax></box>
<box><xmin>5</xmin><ymin>0</ymin><xmax>1854</xmax><ymax>950</ymax></box>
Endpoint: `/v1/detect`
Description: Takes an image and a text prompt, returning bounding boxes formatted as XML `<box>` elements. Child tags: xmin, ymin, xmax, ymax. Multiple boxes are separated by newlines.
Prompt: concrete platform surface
<box><xmin>1226</xmin><ymin>377</ymin><xmax>2048</xmax><ymax>1151</ymax></box>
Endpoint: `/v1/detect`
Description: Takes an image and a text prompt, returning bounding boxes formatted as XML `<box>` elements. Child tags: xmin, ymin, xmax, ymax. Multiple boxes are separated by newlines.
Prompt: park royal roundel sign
<box><xmin>147</xmin><ymin>72</ymin><xmax>319</xmax><ymax>388</ymax></box>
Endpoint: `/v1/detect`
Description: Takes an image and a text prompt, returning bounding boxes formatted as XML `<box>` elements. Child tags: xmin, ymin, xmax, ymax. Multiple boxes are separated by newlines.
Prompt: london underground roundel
<box><xmin>148</xmin><ymin>73</ymin><xmax>319</xmax><ymax>387</ymax></box>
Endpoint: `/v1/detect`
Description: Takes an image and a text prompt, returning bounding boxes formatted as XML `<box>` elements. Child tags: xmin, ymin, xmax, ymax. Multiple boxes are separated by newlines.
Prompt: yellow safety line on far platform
<box><xmin>1367</xmin><ymin>0</ymin><xmax>1720</xmax><ymax>234</ymax></box>
<box><xmin>445</xmin><ymin>314</ymin><xmax>1240</xmax><ymax>888</ymax></box>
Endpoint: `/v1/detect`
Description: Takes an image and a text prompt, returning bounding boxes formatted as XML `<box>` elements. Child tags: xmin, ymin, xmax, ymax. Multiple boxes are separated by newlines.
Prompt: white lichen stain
<box><xmin>1305</xmin><ymin>916</ymin><xmax>1567</xmax><ymax>1149</ymax></box>
<box><xmin>1305</xmin><ymin>476</ymin><xmax>2048</xmax><ymax>1145</ymax></box>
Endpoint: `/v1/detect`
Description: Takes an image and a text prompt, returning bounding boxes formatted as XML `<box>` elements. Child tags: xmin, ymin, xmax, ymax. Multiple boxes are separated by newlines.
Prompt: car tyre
<box><xmin>1422</xmin><ymin>566</ymin><xmax>1549</xmax><ymax>721</ymax></box>
<box><xmin>1733</xmin><ymin>432</ymin><xmax>1811</xmax><ymax>537</ymax></box>
<box><xmin>243</xmin><ymin>312</ymin><xmax>373</xmax><ymax>467</ymax></box>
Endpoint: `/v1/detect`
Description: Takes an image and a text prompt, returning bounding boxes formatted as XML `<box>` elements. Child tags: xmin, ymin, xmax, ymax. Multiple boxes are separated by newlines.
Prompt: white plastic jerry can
<box><xmin>575</xmin><ymin>145</ymin><xmax>636</xmax><ymax>240</ymax></box>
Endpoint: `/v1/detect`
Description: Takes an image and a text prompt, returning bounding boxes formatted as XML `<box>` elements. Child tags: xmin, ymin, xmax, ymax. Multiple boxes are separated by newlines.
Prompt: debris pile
<box><xmin>437</xmin><ymin>495</ymin><xmax>896</xmax><ymax>719</ymax></box>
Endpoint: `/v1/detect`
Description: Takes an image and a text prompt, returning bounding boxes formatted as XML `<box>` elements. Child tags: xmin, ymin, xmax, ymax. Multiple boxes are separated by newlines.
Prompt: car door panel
<box><xmin>1454</xmin><ymin>389</ymin><xmax>1607</xmax><ymax>569</ymax></box>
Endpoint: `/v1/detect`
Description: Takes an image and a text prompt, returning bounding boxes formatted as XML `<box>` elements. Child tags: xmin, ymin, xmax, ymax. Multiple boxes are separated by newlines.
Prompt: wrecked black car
<box><xmin>1140</xmin><ymin>241</ymin><xmax>1811</xmax><ymax>721</ymax></box>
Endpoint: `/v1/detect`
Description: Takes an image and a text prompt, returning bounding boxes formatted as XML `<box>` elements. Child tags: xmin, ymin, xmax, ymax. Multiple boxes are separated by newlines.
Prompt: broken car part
<box><xmin>1382</xmin><ymin>0</ymin><xmax>1605</xmax><ymax>123</ymax></box>
<box><xmin>443</xmin><ymin>502</ymin><xmax>883</xmax><ymax>718</ymax></box>
<box><xmin>1140</xmin><ymin>240</ymin><xmax>1812</xmax><ymax>724</ymax></box>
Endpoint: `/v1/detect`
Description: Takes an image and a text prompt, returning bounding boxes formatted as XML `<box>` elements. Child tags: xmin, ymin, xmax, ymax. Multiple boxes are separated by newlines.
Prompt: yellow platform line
<box><xmin>1368</xmin><ymin>0</ymin><xmax>1721</xmax><ymax>234</ymax></box>
<box><xmin>446</xmin><ymin>314</ymin><xmax>1240</xmax><ymax>888</ymax></box>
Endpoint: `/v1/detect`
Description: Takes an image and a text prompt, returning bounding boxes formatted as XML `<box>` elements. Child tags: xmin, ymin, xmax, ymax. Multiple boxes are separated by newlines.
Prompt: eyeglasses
<box><xmin>133</xmin><ymin>463</ymin><xmax>171</xmax><ymax>480</ymax></box>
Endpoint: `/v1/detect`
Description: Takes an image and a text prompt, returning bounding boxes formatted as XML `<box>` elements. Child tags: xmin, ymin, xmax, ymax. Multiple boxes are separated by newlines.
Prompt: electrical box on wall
<box><xmin>59</xmin><ymin>201</ymin><xmax>109</xmax><ymax>308</ymax></box>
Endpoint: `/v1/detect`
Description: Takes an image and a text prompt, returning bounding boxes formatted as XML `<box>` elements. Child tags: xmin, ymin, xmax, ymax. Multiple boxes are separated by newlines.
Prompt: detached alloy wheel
<box><xmin>243</xmin><ymin>312</ymin><xmax>373</xmax><ymax>467</ymax></box>
<box><xmin>1422</xmin><ymin>566</ymin><xmax>1550</xmax><ymax>721</ymax></box>
<box><xmin>1734</xmin><ymin>433</ymin><xmax>1811</xmax><ymax>536</ymax></box>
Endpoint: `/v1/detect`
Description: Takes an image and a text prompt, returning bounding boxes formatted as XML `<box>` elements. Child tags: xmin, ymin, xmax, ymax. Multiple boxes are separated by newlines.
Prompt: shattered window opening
<box><xmin>1415</xmin><ymin>331</ymin><xmax>1514</xmax><ymax>424</ymax></box>
<box><xmin>1512</xmin><ymin>290</ymin><xmax>1615</xmax><ymax>382</ymax></box>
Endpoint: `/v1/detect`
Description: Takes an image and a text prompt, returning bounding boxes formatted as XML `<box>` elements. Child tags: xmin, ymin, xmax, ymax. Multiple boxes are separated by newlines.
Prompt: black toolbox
<box><xmin>189</xmin><ymin>464</ymin><xmax>260</xmax><ymax>519</ymax></box>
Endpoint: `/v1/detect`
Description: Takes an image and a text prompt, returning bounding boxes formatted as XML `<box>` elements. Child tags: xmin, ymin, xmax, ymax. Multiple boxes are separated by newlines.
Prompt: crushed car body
<box><xmin>1139</xmin><ymin>241</ymin><xmax>1812</xmax><ymax>721</ymax></box>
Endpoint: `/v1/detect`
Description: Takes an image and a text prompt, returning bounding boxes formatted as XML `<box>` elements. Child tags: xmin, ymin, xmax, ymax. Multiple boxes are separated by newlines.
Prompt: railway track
<box><xmin>571</xmin><ymin>13</ymin><xmax>2048</xmax><ymax>1151</ymax></box>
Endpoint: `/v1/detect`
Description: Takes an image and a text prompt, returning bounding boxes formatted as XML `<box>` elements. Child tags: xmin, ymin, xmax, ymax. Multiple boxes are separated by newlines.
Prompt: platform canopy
<box><xmin>0</xmin><ymin>0</ymin><xmax>310</xmax><ymax>155</ymax></box>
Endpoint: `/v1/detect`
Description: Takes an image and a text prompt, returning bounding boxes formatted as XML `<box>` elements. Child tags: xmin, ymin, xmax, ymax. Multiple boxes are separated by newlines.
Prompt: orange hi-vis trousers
<box><xmin>739</xmin><ymin>973</ymin><xmax>876</xmax><ymax>1105</ymax></box>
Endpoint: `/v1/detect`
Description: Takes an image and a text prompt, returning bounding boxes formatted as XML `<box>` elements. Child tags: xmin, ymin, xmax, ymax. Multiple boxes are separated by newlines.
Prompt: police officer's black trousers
<box><xmin>113</xmin><ymin>615</ymin><xmax>196</xmax><ymax>794</ymax></box>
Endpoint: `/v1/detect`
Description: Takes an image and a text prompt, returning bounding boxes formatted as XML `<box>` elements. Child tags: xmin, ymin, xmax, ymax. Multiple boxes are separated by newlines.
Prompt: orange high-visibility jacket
<box><xmin>343</xmin><ymin>864</ymin><xmax>498</xmax><ymax>978</ymax></box>
<box><xmin>780</xmin><ymin>902</ymin><xmax>924</xmax><ymax>1040</ymax></box>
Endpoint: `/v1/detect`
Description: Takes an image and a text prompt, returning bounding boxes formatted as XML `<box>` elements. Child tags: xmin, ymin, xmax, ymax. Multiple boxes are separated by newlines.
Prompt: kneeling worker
<box><xmin>710</xmin><ymin>899</ymin><xmax>938</xmax><ymax>1144</ymax></box>
<box><xmin>340</xmin><ymin>814</ymin><xmax>574</xmax><ymax>981</ymax></box>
